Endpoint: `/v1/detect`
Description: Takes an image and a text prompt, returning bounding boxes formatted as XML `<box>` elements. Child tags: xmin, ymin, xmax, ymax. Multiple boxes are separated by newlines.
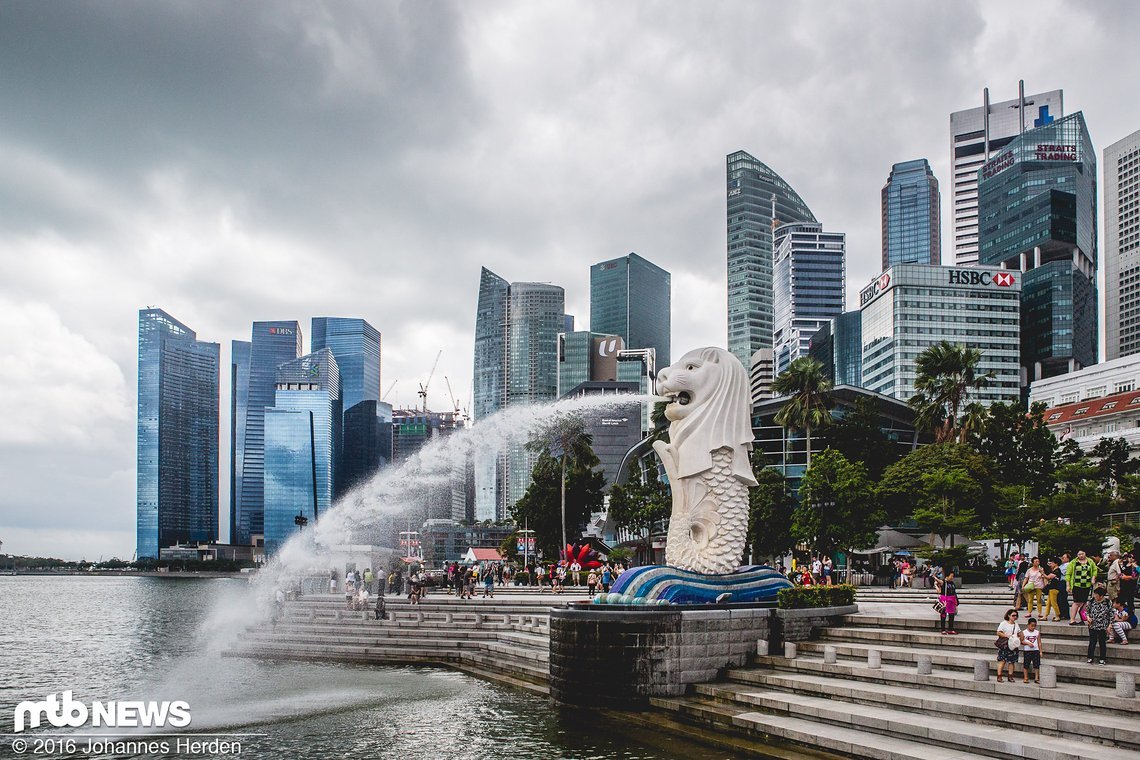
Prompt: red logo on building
<box><xmin>878</xmin><ymin>273</ymin><xmax>891</xmax><ymax>290</ymax></box>
<box><xmin>994</xmin><ymin>272</ymin><xmax>1015</xmax><ymax>287</ymax></box>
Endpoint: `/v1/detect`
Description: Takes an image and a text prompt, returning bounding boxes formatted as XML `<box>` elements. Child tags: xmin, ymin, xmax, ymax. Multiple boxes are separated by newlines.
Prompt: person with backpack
<box><xmin>934</xmin><ymin>570</ymin><xmax>959</xmax><ymax>635</ymax></box>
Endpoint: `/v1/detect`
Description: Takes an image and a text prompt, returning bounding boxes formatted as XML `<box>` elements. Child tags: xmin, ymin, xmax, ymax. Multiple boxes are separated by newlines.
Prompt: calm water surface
<box><xmin>1</xmin><ymin>576</ymin><xmax>737</xmax><ymax>759</ymax></box>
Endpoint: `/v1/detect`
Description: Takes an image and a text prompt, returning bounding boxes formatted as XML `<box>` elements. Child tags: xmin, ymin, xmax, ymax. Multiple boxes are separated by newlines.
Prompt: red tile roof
<box><xmin>467</xmin><ymin>548</ymin><xmax>502</xmax><ymax>561</ymax></box>
<box><xmin>1042</xmin><ymin>389</ymin><xmax>1140</xmax><ymax>425</ymax></box>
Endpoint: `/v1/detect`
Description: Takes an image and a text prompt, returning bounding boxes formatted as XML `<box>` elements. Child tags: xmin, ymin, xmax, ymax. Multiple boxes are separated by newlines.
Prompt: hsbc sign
<box><xmin>948</xmin><ymin>270</ymin><xmax>1016</xmax><ymax>288</ymax></box>
<box><xmin>859</xmin><ymin>272</ymin><xmax>892</xmax><ymax>306</ymax></box>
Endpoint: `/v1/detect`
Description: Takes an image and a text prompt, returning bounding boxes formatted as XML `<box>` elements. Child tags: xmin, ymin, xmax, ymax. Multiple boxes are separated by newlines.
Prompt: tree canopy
<box><xmin>878</xmin><ymin>443</ymin><xmax>995</xmax><ymax>527</ymax></box>
<box><xmin>794</xmin><ymin>449</ymin><xmax>880</xmax><ymax>557</ymax></box>
<box><xmin>772</xmin><ymin>356</ymin><xmax>833</xmax><ymax>467</ymax></box>
<box><xmin>907</xmin><ymin>341</ymin><xmax>992</xmax><ymax>443</ymax></box>
<box><xmin>511</xmin><ymin>432</ymin><xmax>605</xmax><ymax>559</ymax></box>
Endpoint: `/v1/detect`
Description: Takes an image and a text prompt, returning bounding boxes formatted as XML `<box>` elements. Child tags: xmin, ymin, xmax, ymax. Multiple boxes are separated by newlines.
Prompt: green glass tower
<box><xmin>589</xmin><ymin>252</ymin><xmax>670</xmax><ymax>365</ymax></box>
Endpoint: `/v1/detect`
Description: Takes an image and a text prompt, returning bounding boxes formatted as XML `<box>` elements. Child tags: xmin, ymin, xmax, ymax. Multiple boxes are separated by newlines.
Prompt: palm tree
<box><xmin>958</xmin><ymin>402</ymin><xmax>989</xmax><ymax>444</ymax></box>
<box><xmin>908</xmin><ymin>341</ymin><xmax>992</xmax><ymax>443</ymax></box>
<box><xmin>772</xmin><ymin>357</ymin><xmax>833</xmax><ymax>468</ymax></box>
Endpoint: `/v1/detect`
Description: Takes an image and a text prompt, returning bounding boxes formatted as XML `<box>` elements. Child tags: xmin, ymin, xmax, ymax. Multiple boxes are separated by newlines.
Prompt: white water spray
<box><xmin>237</xmin><ymin>393</ymin><xmax>657</xmax><ymax>621</ymax></box>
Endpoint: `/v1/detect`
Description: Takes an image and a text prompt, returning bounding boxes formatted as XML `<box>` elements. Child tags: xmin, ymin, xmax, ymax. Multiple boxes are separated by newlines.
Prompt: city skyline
<box><xmin>4</xmin><ymin>2</ymin><xmax>1140</xmax><ymax>559</ymax></box>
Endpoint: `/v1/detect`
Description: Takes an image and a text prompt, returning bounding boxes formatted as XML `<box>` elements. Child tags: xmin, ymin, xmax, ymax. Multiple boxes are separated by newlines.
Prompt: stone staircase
<box><xmin>225</xmin><ymin>596</ymin><xmax>555</xmax><ymax>693</ymax></box>
<box><xmin>652</xmin><ymin>613</ymin><xmax>1140</xmax><ymax>759</ymax></box>
<box><xmin>855</xmin><ymin>584</ymin><xmax>1015</xmax><ymax>606</ymax></box>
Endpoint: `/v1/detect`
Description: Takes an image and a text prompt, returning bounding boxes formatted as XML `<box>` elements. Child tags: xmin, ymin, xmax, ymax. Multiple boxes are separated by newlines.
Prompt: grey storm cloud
<box><xmin>1</xmin><ymin>0</ymin><xmax>1138</xmax><ymax>559</ymax></box>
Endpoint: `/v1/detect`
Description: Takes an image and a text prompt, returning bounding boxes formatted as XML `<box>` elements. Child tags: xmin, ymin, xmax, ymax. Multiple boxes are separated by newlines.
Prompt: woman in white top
<box><xmin>996</xmin><ymin>608</ymin><xmax>1022</xmax><ymax>683</ymax></box>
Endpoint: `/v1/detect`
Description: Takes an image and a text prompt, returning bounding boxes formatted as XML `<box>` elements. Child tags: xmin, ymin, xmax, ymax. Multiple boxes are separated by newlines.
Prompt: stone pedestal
<box><xmin>916</xmin><ymin>654</ymin><xmax>933</xmax><ymax>675</ymax></box>
<box><xmin>549</xmin><ymin>605</ymin><xmax>771</xmax><ymax>708</ymax></box>
<box><xmin>867</xmin><ymin>650</ymin><xmax>881</xmax><ymax>669</ymax></box>
<box><xmin>1117</xmin><ymin>672</ymin><xmax>1136</xmax><ymax>698</ymax></box>
<box><xmin>823</xmin><ymin>645</ymin><xmax>837</xmax><ymax>664</ymax></box>
<box><xmin>973</xmin><ymin>660</ymin><xmax>990</xmax><ymax>681</ymax></box>
<box><xmin>1038</xmin><ymin>664</ymin><xmax>1057</xmax><ymax>688</ymax></box>
<box><xmin>784</xmin><ymin>642</ymin><xmax>797</xmax><ymax>659</ymax></box>
<box><xmin>756</xmin><ymin>638</ymin><xmax>769</xmax><ymax>656</ymax></box>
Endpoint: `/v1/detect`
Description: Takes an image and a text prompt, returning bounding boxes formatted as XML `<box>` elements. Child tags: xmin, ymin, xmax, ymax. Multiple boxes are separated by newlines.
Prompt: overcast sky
<box><xmin>1</xmin><ymin>1</ymin><xmax>1137</xmax><ymax>561</ymax></box>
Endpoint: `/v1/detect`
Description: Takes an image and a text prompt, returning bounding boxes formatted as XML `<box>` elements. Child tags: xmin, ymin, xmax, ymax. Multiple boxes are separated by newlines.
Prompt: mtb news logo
<box><xmin>13</xmin><ymin>691</ymin><xmax>191</xmax><ymax>733</ymax></box>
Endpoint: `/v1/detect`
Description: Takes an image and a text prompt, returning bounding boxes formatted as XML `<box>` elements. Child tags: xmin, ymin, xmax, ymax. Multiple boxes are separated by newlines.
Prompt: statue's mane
<box><xmin>668</xmin><ymin>347</ymin><xmax>757</xmax><ymax>486</ymax></box>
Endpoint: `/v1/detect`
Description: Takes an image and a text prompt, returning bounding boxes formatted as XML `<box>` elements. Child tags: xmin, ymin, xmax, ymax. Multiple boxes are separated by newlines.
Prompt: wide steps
<box><xmin>651</xmin><ymin>695</ymin><xmax>992</xmax><ymax>760</ymax></box>
<box><xmin>740</xmin><ymin>656</ymin><xmax>1140</xmax><ymax>715</ymax></box>
<box><xmin>796</xmin><ymin>639</ymin><xmax>1140</xmax><ymax>688</ymax></box>
<box><xmin>823</xmin><ymin>626</ymin><xmax>1140</xmax><ymax>662</ymax></box>
<box><xmin>702</xmin><ymin>672</ymin><xmax>1140</xmax><ymax>750</ymax></box>
<box><xmin>678</xmin><ymin>685</ymin><xmax>1106</xmax><ymax>760</ymax></box>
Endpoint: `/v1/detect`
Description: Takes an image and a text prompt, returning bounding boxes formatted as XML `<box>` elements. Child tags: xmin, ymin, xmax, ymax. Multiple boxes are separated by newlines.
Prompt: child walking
<box><xmin>1020</xmin><ymin>617</ymin><xmax>1042</xmax><ymax>683</ymax></box>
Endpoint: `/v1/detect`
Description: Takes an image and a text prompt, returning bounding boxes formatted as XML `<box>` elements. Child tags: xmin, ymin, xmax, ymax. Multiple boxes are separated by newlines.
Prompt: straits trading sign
<box><xmin>981</xmin><ymin>150</ymin><xmax>1014</xmax><ymax>179</ymax></box>
<box><xmin>1034</xmin><ymin>143</ymin><xmax>1077</xmax><ymax>161</ymax></box>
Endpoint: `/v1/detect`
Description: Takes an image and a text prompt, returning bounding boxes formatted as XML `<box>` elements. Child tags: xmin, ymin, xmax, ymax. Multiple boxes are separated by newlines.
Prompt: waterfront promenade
<box><xmin>230</xmin><ymin>585</ymin><xmax>1140</xmax><ymax>759</ymax></box>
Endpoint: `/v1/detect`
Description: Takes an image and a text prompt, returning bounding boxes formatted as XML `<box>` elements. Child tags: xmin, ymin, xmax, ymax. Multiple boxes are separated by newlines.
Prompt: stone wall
<box><xmin>774</xmin><ymin>604</ymin><xmax>860</xmax><ymax>643</ymax></box>
<box><xmin>549</xmin><ymin>605</ymin><xmax>771</xmax><ymax>708</ymax></box>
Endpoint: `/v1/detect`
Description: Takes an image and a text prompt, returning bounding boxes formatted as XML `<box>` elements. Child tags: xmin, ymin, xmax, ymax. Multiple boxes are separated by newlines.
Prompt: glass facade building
<box><xmin>881</xmin><ymin>159</ymin><xmax>940</xmax><ymax>269</ymax></box>
<box><xmin>263</xmin><ymin>349</ymin><xmax>341</xmax><ymax>556</ymax></box>
<box><xmin>557</xmin><ymin>331</ymin><xmax>624</xmax><ymax>396</ymax></box>
<box><xmin>311</xmin><ymin>317</ymin><xmax>383</xmax><ymax>497</ymax></box>
<box><xmin>1104</xmin><ymin>128</ymin><xmax>1140</xmax><ymax>360</ymax></box>
<box><xmin>977</xmin><ymin>111</ymin><xmax>1097</xmax><ymax>382</ymax></box>
<box><xmin>137</xmin><ymin>309</ymin><xmax>220</xmax><ymax>559</ymax></box>
<box><xmin>726</xmin><ymin>150</ymin><xmax>817</xmax><ymax>370</ymax></box>
<box><xmin>233</xmin><ymin>321</ymin><xmax>302</xmax><ymax>547</ymax></box>
<box><xmin>589</xmin><ymin>252</ymin><xmax>671</xmax><ymax>365</ymax></box>
<box><xmin>771</xmin><ymin>222</ymin><xmax>846</xmax><ymax>374</ymax></box>
<box><xmin>950</xmin><ymin>85</ymin><xmax>1064</xmax><ymax>265</ymax></box>
<box><xmin>471</xmin><ymin>268</ymin><xmax>565</xmax><ymax>519</ymax></box>
<box><xmin>229</xmin><ymin>340</ymin><xmax>250</xmax><ymax>545</ymax></box>
<box><xmin>311</xmin><ymin>317</ymin><xmax>381</xmax><ymax>413</ymax></box>
<box><xmin>859</xmin><ymin>264</ymin><xmax>1021</xmax><ymax>404</ymax></box>
<box><xmin>808</xmin><ymin>311</ymin><xmax>862</xmax><ymax>388</ymax></box>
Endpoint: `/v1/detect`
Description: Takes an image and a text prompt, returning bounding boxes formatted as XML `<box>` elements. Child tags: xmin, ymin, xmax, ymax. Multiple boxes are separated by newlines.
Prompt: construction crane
<box><xmin>382</xmin><ymin>380</ymin><xmax>398</xmax><ymax>401</ymax></box>
<box><xmin>444</xmin><ymin>376</ymin><xmax>461</xmax><ymax>416</ymax></box>
<box><xmin>418</xmin><ymin>350</ymin><xmax>442</xmax><ymax>412</ymax></box>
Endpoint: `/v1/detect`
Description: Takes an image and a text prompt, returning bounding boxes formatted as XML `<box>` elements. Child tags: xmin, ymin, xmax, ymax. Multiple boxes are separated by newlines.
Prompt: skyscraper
<box><xmin>311</xmin><ymin>317</ymin><xmax>381</xmax><ymax>412</ymax></box>
<box><xmin>881</xmin><ymin>159</ymin><xmax>941</xmax><ymax>268</ymax></box>
<box><xmin>263</xmin><ymin>349</ymin><xmax>341</xmax><ymax>556</ymax></box>
<box><xmin>589</xmin><ymin>252</ymin><xmax>671</xmax><ymax>365</ymax></box>
<box><xmin>1105</xmin><ymin>128</ymin><xmax>1140</xmax><ymax>360</ymax></box>
<box><xmin>726</xmin><ymin>150</ymin><xmax>817</xmax><ymax>370</ymax></box>
<box><xmin>471</xmin><ymin>267</ymin><xmax>565</xmax><ymax>519</ymax></box>
<box><xmin>771</xmin><ymin>222</ymin><xmax>846</xmax><ymax>374</ymax></box>
<box><xmin>229</xmin><ymin>340</ymin><xmax>250</xmax><ymax>544</ymax></box>
<box><xmin>977</xmin><ymin>111</ymin><xmax>1097</xmax><ymax>383</ymax></box>
<box><xmin>557</xmin><ymin>331</ymin><xmax>624</xmax><ymax>396</ymax></box>
<box><xmin>859</xmin><ymin>265</ymin><xmax>1021</xmax><ymax>404</ymax></box>
<box><xmin>137</xmin><ymin>309</ymin><xmax>220</xmax><ymax>559</ymax></box>
<box><xmin>311</xmin><ymin>317</ymin><xmax>384</xmax><ymax>496</ymax></box>
<box><xmin>233</xmin><ymin>321</ymin><xmax>301</xmax><ymax>547</ymax></box>
<box><xmin>950</xmin><ymin>84</ymin><xmax>1064</xmax><ymax>266</ymax></box>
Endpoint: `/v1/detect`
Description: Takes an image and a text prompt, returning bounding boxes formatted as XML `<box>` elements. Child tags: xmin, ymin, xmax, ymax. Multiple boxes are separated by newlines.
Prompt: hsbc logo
<box><xmin>860</xmin><ymin>272</ymin><xmax>892</xmax><ymax>306</ymax></box>
<box><xmin>948</xmin><ymin>270</ymin><xmax>1016</xmax><ymax>288</ymax></box>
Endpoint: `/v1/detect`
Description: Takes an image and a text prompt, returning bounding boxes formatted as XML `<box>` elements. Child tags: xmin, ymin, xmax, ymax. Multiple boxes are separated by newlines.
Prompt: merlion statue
<box><xmin>653</xmin><ymin>347</ymin><xmax>757</xmax><ymax>575</ymax></box>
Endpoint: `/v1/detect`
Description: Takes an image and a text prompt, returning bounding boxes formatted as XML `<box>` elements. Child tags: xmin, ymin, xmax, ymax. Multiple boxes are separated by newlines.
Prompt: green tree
<box><xmin>498</xmin><ymin>532</ymin><xmax>521</xmax><ymax>564</ymax></box>
<box><xmin>511</xmin><ymin>436</ymin><xmax>606</xmax><ymax>560</ymax></box>
<box><xmin>910</xmin><ymin>468</ymin><xmax>982</xmax><ymax>548</ymax></box>
<box><xmin>974</xmin><ymin>401</ymin><xmax>1058</xmax><ymax>499</ymax></box>
<box><xmin>746</xmin><ymin>449</ymin><xmax>795</xmax><ymax>563</ymax></box>
<box><xmin>1056</xmin><ymin>438</ymin><xmax>1085</xmax><ymax>467</ymax></box>
<box><xmin>606</xmin><ymin>545</ymin><xmax>634</xmax><ymax>566</ymax></box>
<box><xmin>823</xmin><ymin>396</ymin><xmax>901</xmax><ymax>480</ymax></box>
<box><xmin>907</xmin><ymin>341</ymin><xmax>992</xmax><ymax>443</ymax></box>
<box><xmin>794</xmin><ymin>449</ymin><xmax>881</xmax><ymax>559</ymax></box>
<box><xmin>523</xmin><ymin>412</ymin><xmax>604</xmax><ymax>557</ymax></box>
<box><xmin>1093</xmin><ymin>437</ymin><xmax>1138</xmax><ymax>490</ymax></box>
<box><xmin>772</xmin><ymin>356</ymin><xmax>833</xmax><ymax>467</ymax></box>
<box><xmin>986</xmin><ymin>484</ymin><xmax>1042</xmax><ymax>560</ymax></box>
<box><xmin>607</xmin><ymin>459</ymin><xmax>670</xmax><ymax>565</ymax></box>
<box><xmin>878</xmin><ymin>443</ymin><xmax>995</xmax><ymax>527</ymax></box>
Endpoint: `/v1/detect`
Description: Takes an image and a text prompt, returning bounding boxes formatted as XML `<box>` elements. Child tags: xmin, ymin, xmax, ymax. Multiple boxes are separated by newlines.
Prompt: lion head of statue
<box><xmin>655</xmin><ymin>347</ymin><xmax>757</xmax><ymax>486</ymax></box>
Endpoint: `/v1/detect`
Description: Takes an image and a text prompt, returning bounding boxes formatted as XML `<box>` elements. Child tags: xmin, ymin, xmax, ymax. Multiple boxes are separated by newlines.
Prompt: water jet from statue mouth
<box><xmin>675</xmin><ymin>391</ymin><xmax>691</xmax><ymax>406</ymax></box>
